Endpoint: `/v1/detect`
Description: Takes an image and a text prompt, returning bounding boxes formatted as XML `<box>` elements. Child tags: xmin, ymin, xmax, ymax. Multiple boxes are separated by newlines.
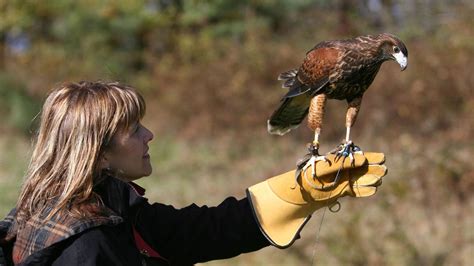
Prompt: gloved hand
<box><xmin>246</xmin><ymin>152</ymin><xmax>387</xmax><ymax>248</ymax></box>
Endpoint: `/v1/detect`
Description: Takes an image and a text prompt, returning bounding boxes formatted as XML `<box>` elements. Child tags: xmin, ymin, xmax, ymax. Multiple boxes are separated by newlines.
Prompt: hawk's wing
<box><xmin>268</xmin><ymin>46</ymin><xmax>341</xmax><ymax>135</ymax></box>
<box><xmin>293</xmin><ymin>46</ymin><xmax>341</xmax><ymax>96</ymax></box>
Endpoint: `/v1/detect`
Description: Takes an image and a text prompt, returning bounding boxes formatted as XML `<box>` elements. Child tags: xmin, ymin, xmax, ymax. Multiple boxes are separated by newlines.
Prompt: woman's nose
<box><xmin>144</xmin><ymin>127</ymin><xmax>154</xmax><ymax>142</ymax></box>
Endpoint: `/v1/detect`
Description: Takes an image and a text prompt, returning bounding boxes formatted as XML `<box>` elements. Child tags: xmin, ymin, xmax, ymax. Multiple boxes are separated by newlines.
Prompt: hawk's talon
<box><xmin>301</xmin><ymin>155</ymin><xmax>330</xmax><ymax>189</ymax></box>
<box><xmin>294</xmin><ymin>144</ymin><xmax>329</xmax><ymax>189</ymax></box>
<box><xmin>331</xmin><ymin>141</ymin><xmax>363</xmax><ymax>165</ymax></box>
<box><xmin>353</xmin><ymin>145</ymin><xmax>362</xmax><ymax>153</ymax></box>
<box><xmin>302</xmin><ymin>155</ymin><xmax>328</xmax><ymax>176</ymax></box>
<box><xmin>307</xmin><ymin>142</ymin><xmax>321</xmax><ymax>156</ymax></box>
<box><xmin>302</xmin><ymin>142</ymin><xmax>328</xmax><ymax>177</ymax></box>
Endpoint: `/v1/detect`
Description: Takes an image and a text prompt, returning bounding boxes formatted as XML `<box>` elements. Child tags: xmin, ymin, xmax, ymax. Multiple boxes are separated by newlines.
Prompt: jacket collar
<box><xmin>93</xmin><ymin>175</ymin><xmax>148</xmax><ymax>218</ymax></box>
<box><xmin>0</xmin><ymin>175</ymin><xmax>148</xmax><ymax>265</ymax></box>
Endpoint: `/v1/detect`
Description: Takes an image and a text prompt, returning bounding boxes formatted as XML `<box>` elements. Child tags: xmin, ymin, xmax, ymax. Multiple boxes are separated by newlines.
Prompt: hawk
<box><xmin>268</xmin><ymin>33</ymin><xmax>408</xmax><ymax>173</ymax></box>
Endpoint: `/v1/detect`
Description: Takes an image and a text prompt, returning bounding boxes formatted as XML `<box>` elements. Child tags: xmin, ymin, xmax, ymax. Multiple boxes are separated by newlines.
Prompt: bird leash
<box><xmin>310</xmin><ymin>167</ymin><xmax>342</xmax><ymax>266</ymax></box>
<box><xmin>296</xmin><ymin>152</ymin><xmax>348</xmax><ymax>266</ymax></box>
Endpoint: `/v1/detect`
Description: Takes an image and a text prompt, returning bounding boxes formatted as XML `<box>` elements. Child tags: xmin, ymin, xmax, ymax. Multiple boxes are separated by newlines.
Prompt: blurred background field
<box><xmin>0</xmin><ymin>0</ymin><xmax>473</xmax><ymax>265</ymax></box>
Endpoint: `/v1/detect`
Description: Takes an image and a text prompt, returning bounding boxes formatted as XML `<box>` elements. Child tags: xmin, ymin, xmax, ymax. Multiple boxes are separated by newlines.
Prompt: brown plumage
<box><xmin>268</xmin><ymin>33</ymin><xmax>408</xmax><ymax>158</ymax></box>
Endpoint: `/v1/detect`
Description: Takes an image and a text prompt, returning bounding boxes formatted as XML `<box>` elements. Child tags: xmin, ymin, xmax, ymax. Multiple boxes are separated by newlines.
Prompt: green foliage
<box><xmin>180</xmin><ymin>0</ymin><xmax>312</xmax><ymax>36</ymax></box>
<box><xmin>0</xmin><ymin>74</ymin><xmax>40</xmax><ymax>133</ymax></box>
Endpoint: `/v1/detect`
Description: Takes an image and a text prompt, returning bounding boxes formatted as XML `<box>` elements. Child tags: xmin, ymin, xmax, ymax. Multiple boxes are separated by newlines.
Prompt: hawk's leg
<box><xmin>295</xmin><ymin>138</ymin><xmax>329</xmax><ymax>186</ymax></box>
<box><xmin>331</xmin><ymin>137</ymin><xmax>362</xmax><ymax>163</ymax></box>
<box><xmin>331</xmin><ymin>96</ymin><xmax>364</xmax><ymax>163</ymax></box>
<box><xmin>295</xmin><ymin>130</ymin><xmax>340</xmax><ymax>190</ymax></box>
<box><xmin>299</xmin><ymin>94</ymin><xmax>329</xmax><ymax>178</ymax></box>
<box><xmin>301</xmin><ymin>131</ymin><xmax>329</xmax><ymax>177</ymax></box>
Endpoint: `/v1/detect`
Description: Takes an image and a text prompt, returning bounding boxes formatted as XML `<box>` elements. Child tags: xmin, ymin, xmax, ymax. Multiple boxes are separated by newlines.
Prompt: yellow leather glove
<box><xmin>246</xmin><ymin>152</ymin><xmax>387</xmax><ymax>248</ymax></box>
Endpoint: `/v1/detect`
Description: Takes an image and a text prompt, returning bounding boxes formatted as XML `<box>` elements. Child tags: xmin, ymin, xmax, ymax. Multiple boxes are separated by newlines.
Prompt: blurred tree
<box><xmin>0</xmin><ymin>74</ymin><xmax>40</xmax><ymax>133</ymax></box>
<box><xmin>0</xmin><ymin>0</ymin><xmax>472</xmax><ymax>134</ymax></box>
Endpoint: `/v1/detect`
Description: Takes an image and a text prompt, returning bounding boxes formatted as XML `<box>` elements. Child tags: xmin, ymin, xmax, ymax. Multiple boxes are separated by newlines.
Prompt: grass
<box><xmin>1</xmin><ymin>113</ymin><xmax>472</xmax><ymax>265</ymax></box>
<box><xmin>137</xmin><ymin>131</ymin><xmax>474</xmax><ymax>265</ymax></box>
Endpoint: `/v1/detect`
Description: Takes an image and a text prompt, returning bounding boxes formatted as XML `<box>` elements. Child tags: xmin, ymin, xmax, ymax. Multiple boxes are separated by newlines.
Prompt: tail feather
<box><xmin>267</xmin><ymin>93</ymin><xmax>312</xmax><ymax>135</ymax></box>
<box><xmin>278</xmin><ymin>69</ymin><xmax>298</xmax><ymax>89</ymax></box>
<box><xmin>278</xmin><ymin>69</ymin><xmax>298</xmax><ymax>80</ymax></box>
<box><xmin>283</xmin><ymin>78</ymin><xmax>295</xmax><ymax>89</ymax></box>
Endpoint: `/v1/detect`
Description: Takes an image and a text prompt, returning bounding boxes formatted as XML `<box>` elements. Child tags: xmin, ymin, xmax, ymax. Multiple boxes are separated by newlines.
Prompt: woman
<box><xmin>0</xmin><ymin>81</ymin><xmax>387</xmax><ymax>265</ymax></box>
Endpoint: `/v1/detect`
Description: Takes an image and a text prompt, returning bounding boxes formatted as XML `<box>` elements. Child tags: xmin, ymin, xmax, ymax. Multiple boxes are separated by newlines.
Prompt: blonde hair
<box><xmin>15</xmin><ymin>81</ymin><xmax>145</xmax><ymax>225</ymax></box>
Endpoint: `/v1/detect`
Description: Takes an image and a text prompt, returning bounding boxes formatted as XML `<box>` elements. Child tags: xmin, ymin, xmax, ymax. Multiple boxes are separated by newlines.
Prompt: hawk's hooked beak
<box><xmin>393</xmin><ymin>51</ymin><xmax>408</xmax><ymax>71</ymax></box>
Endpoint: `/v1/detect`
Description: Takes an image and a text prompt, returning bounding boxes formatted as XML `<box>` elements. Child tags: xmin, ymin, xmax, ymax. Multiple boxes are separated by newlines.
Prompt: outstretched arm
<box><xmin>135</xmin><ymin>197</ymin><xmax>270</xmax><ymax>265</ymax></box>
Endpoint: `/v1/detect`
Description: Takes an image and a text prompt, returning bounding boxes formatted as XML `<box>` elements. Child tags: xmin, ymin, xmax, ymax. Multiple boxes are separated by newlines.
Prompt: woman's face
<box><xmin>102</xmin><ymin>122</ymin><xmax>154</xmax><ymax>181</ymax></box>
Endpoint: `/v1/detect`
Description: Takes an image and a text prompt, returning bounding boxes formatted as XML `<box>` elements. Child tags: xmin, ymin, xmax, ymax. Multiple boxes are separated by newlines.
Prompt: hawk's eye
<box><xmin>393</xmin><ymin>46</ymin><xmax>400</xmax><ymax>53</ymax></box>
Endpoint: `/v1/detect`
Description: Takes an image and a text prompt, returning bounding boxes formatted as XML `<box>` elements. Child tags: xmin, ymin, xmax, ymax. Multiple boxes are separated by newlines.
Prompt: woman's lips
<box><xmin>143</xmin><ymin>147</ymin><xmax>150</xmax><ymax>158</ymax></box>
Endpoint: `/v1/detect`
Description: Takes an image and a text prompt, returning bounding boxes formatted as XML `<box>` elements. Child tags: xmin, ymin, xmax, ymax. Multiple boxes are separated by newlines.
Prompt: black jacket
<box><xmin>0</xmin><ymin>176</ymin><xmax>269</xmax><ymax>265</ymax></box>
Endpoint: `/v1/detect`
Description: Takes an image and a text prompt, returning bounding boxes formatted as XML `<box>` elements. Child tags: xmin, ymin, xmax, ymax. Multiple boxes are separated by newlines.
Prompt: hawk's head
<box><xmin>378</xmin><ymin>33</ymin><xmax>408</xmax><ymax>71</ymax></box>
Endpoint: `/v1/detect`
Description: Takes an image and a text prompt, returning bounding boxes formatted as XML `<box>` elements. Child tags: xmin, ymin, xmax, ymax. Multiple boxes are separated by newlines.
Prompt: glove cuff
<box><xmin>246</xmin><ymin>171</ymin><xmax>326</xmax><ymax>248</ymax></box>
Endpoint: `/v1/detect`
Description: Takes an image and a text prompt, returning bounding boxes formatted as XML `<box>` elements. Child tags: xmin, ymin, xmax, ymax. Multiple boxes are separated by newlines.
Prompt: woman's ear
<box><xmin>99</xmin><ymin>152</ymin><xmax>110</xmax><ymax>171</ymax></box>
